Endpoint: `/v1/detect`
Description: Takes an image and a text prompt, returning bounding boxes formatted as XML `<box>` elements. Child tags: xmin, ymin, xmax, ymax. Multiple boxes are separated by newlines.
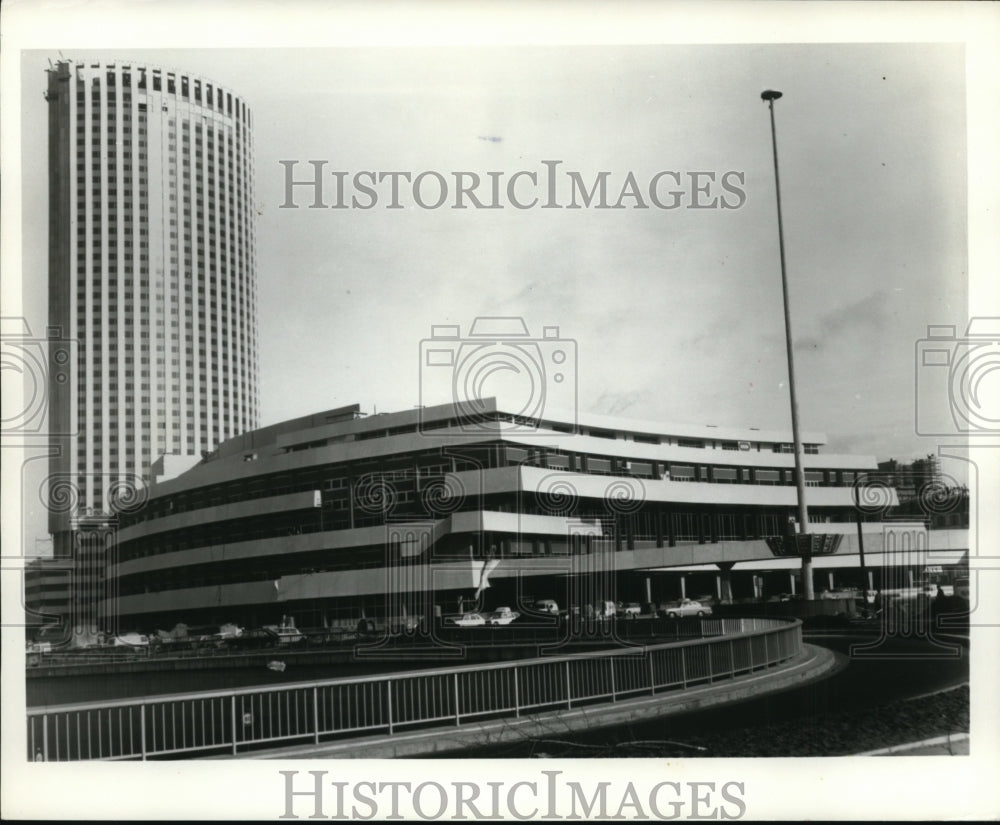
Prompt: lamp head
<box><xmin>761</xmin><ymin>90</ymin><xmax>783</xmax><ymax>101</ymax></box>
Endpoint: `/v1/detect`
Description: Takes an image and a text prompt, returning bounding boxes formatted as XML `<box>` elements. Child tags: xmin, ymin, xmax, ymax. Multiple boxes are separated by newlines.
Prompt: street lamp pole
<box><xmin>761</xmin><ymin>89</ymin><xmax>814</xmax><ymax>600</ymax></box>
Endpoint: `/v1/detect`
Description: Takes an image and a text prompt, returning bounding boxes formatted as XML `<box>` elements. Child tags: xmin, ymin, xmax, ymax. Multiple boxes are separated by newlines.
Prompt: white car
<box><xmin>487</xmin><ymin>607</ymin><xmax>520</xmax><ymax>625</ymax></box>
<box><xmin>659</xmin><ymin>599</ymin><xmax>712</xmax><ymax>619</ymax></box>
<box><xmin>452</xmin><ymin>612</ymin><xmax>486</xmax><ymax>627</ymax></box>
<box><xmin>111</xmin><ymin>632</ymin><xmax>150</xmax><ymax>647</ymax></box>
<box><xmin>822</xmin><ymin>588</ymin><xmax>860</xmax><ymax>600</ymax></box>
<box><xmin>621</xmin><ymin>603</ymin><xmax>642</xmax><ymax>617</ymax></box>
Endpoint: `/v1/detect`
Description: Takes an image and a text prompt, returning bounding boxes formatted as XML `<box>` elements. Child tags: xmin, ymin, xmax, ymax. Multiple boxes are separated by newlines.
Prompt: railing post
<box><xmin>609</xmin><ymin>658</ymin><xmax>617</xmax><ymax>703</ymax></box>
<box><xmin>230</xmin><ymin>695</ymin><xmax>237</xmax><ymax>756</ymax></box>
<box><xmin>313</xmin><ymin>687</ymin><xmax>320</xmax><ymax>745</ymax></box>
<box><xmin>729</xmin><ymin>639</ymin><xmax>736</xmax><ymax>676</ymax></box>
<box><xmin>648</xmin><ymin>651</ymin><xmax>656</xmax><ymax>694</ymax></box>
<box><xmin>140</xmin><ymin>704</ymin><xmax>147</xmax><ymax>761</ymax></box>
<box><xmin>454</xmin><ymin>672</ymin><xmax>461</xmax><ymax>726</ymax></box>
<box><xmin>680</xmin><ymin>645</ymin><xmax>687</xmax><ymax>687</ymax></box>
<box><xmin>513</xmin><ymin>667</ymin><xmax>520</xmax><ymax>717</ymax></box>
<box><xmin>42</xmin><ymin>715</ymin><xmax>49</xmax><ymax>762</ymax></box>
<box><xmin>565</xmin><ymin>660</ymin><xmax>572</xmax><ymax>709</ymax></box>
<box><xmin>386</xmin><ymin>681</ymin><xmax>394</xmax><ymax>735</ymax></box>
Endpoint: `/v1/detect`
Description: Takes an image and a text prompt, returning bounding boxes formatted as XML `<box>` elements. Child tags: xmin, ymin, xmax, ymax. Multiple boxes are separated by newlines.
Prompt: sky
<box><xmin>17</xmin><ymin>44</ymin><xmax>967</xmax><ymax>466</ymax></box>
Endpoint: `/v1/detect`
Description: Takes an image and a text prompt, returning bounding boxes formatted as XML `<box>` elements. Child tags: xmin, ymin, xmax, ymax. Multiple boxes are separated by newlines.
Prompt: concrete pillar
<box><xmin>867</xmin><ymin>570</ymin><xmax>874</xmax><ymax>590</ymax></box>
<box><xmin>644</xmin><ymin>576</ymin><xmax>652</xmax><ymax>604</ymax></box>
<box><xmin>679</xmin><ymin>576</ymin><xmax>687</xmax><ymax>599</ymax></box>
<box><xmin>907</xmin><ymin>569</ymin><xmax>914</xmax><ymax>588</ymax></box>
<box><xmin>789</xmin><ymin>571</ymin><xmax>797</xmax><ymax>596</ymax></box>
<box><xmin>716</xmin><ymin>563</ymin><xmax>734</xmax><ymax>604</ymax></box>
<box><xmin>827</xmin><ymin>572</ymin><xmax>835</xmax><ymax>590</ymax></box>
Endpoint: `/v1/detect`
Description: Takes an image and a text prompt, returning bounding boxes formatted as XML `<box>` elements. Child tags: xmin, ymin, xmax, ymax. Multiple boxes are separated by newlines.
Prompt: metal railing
<box><xmin>26</xmin><ymin>617</ymin><xmax>801</xmax><ymax>761</ymax></box>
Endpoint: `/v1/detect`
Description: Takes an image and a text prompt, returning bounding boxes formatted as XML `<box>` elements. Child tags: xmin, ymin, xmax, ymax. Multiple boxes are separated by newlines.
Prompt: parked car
<box><xmin>533</xmin><ymin>599</ymin><xmax>560</xmax><ymax>615</ymax></box>
<box><xmin>821</xmin><ymin>588</ymin><xmax>860</xmax><ymax>600</ymax></box>
<box><xmin>452</xmin><ymin>612</ymin><xmax>486</xmax><ymax>627</ymax></box>
<box><xmin>658</xmin><ymin>599</ymin><xmax>711</xmax><ymax>619</ymax></box>
<box><xmin>595</xmin><ymin>600</ymin><xmax>617</xmax><ymax>618</ymax></box>
<box><xmin>487</xmin><ymin>606</ymin><xmax>520</xmax><ymax>625</ymax></box>
<box><xmin>111</xmin><ymin>632</ymin><xmax>150</xmax><ymax>647</ymax></box>
<box><xmin>621</xmin><ymin>602</ymin><xmax>642</xmax><ymax>617</ymax></box>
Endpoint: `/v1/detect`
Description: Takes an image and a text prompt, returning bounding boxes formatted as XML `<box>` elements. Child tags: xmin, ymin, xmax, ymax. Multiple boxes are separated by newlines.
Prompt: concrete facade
<box><xmin>43</xmin><ymin>60</ymin><xmax>260</xmax><ymax>639</ymax></box>
<box><xmin>96</xmin><ymin>398</ymin><xmax>967</xmax><ymax>632</ymax></box>
<box><xmin>46</xmin><ymin>59</ymin><xmax>259</xmax><ymax>537</ymax></box>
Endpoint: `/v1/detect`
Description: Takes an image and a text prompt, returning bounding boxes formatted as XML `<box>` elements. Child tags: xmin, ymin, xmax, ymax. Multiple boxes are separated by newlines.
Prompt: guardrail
<box><xmin>26</xmin><ymin>617</ymin><xmax>801</xmax><ymax>761</ymax></box>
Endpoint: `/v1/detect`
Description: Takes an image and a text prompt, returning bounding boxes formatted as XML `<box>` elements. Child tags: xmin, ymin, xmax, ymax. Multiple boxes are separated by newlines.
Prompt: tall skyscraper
<box><xmin>45</xmin><ymin>59</ymin><xmax>260</xmax><ymax>560</ymax></box>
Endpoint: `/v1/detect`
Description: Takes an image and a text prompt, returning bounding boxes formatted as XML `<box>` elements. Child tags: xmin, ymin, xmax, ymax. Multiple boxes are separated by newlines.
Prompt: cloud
<box><xmin>794</xmin><ymin>289</ymin><xmax>890</xmax><ymax>353</ymax></box>
<box><xmin>592</xmin><ymin>389</ymin><xmax>652</xmax><ymax>417</ymax></box>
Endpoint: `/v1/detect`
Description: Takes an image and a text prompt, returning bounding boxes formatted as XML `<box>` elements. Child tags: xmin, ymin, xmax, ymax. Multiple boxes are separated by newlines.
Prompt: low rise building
<box><xmin>102</xmin><ymin>398</ymin><xmax>960</xmax><ymax>633</ymax></box>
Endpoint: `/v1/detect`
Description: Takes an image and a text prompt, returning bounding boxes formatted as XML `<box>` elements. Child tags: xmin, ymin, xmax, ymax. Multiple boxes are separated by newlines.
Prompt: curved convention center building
<box><xmin>96</xmin><ymin>398</ymin><xmax>951</xmax><ymax>635</ymax></box>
